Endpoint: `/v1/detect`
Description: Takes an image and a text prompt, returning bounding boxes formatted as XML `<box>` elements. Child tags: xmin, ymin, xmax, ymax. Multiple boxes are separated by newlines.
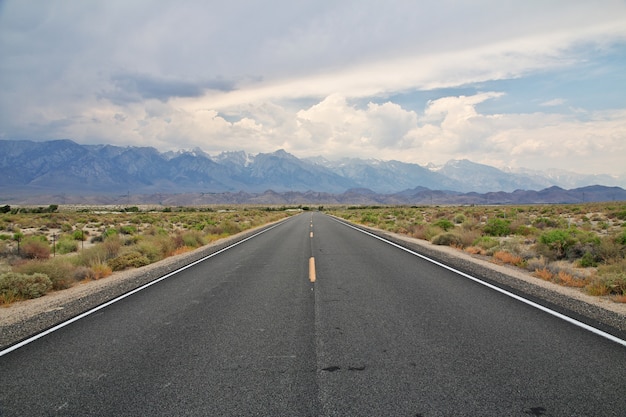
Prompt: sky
<box><xmin>1</xmin><ymin>0</ymin><xmax>625</xmax><ymax>176</ymax></box>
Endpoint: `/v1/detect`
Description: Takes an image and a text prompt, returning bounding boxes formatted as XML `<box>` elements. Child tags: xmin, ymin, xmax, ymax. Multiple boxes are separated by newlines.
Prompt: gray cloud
<box><xmin>103</xmin><ymin>72</ymin><xmax>235</xmax><ymax>104</ymax></box>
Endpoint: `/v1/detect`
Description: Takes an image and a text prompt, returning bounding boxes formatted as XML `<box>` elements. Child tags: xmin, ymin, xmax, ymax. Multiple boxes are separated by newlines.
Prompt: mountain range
<box><xmin>1</xmin><ymin>139</ymin><xmax>624</xmax><ymax>205</ymax></box>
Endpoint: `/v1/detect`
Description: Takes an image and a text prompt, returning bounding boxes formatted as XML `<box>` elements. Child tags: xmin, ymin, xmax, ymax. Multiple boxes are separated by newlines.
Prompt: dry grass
<box><xmin>533</xmin><ymin>268</ymin><xmax>554</xmax><ymax>281</ymax></box>
<box><xmin>555</xmin><ymin>270</ymin><xmax>588</xmax><ymax>288</ymax></box>
<box><xmin>91</xmin><ymin>262</ymin><xmax>112</xmax><ymax>279</ymax></box>
<box><xmin>172</xmin><ymin>246</ymin><xmax>193</xmax><ymax>255</ymax></box>
<box><xmin>611</xmin><ymin>294</ymin><xmax>626</xmax><ymax>303</ymax></box>
<box><xmin>493</xmin><ymin>251</ymin><xmax>524</xmax><ymax>267</ymax></box>
<box><xmin>464</xmin><ymin>246</ymin><xmax>484</xmax><ymax>255</ymax></box>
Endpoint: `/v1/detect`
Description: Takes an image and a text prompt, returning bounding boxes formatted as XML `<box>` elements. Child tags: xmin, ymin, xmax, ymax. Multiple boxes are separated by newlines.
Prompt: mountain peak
<box><xmin>0</xmin><ymin>140</ymin><xmax>624</xmax><ymax>196</ymax></box>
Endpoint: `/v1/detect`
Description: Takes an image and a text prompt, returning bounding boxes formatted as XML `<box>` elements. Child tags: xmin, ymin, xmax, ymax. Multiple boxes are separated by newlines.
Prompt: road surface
<box><xmin>1</xmin><ymin>212</ymin><xmax>625</xmax><ymax>416</ymax></box>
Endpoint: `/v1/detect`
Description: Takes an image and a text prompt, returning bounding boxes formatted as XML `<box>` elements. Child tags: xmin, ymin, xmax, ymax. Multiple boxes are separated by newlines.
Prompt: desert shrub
<box><xmin>91</xmin><ymin>262</ymin><xmax>113</xmax><ymax>279</ymax></box>
<box><xmin>103</xmin><ymin>228</ymin><xmax>118</xmax><ymax>239</ymax></box>
<box><xmin>483</xmin><ymin>218</ymin><xmax>511</xmax><ymax>236</ymax></box>
<box><xmin>154</xmin><ymin>235</ymin><xmax>176</xmax><ymax>257</ymax></box>
<box><xmin>14</xmin><ymin>258</ymin><xmax>78</xmax><ymax>290</ymax></box>
<box><xmin>137</xmin><ymin>239</ymin><xmax>163</xmax><ymax>263</ymax></box>
<box><xmin>73</xmin><ymin>266</ymin><xmax>95</xmax><ymax>281</ymax></box>
<box><xmin>181</xmin><ymin>230</ymin><xmax>205</xmax><ymax>248</ymax></box>
<box><xmin>412</xmin><ymin>225</ymin><xmax>443</xmax><ymax>241</ymax></box>
<box><xmin>586</xmin><ymin>273</ymin><xmax>626</xmax><ymax>296</ymax></box>
<box><xmin>473</xmin><ymin>236</ymin><xmax>499</xmax><ymax>250</ymax></box>
<box><xmin>433</xmin><ymin>219</ymin><xmax>454</xmax><ymax>232</ymax></box>
<box><xmin>102</xmin><ymin>237</ymin><xmax>122</xmax><ymax>257</ymax></box>
<box><xmin>461</xmin><ymin>218</ymin><xmax>478</xmax><ymax>231</ymax></box>
<box><xmin>107</xmin><ymin>251</ymin><xmax>150</xmax><ymax>271</ymax></box>
<box><xmin>536</xmin><ymin>229</ymin><xmax>575</xmax><ymax>261</ymax></box>
<box><xmin>119</xmin><ymin>225</ymin><xmax>137</xmax><ymax>235</ymax></box>
<box><xmin>596</xmin><ymin>235</ymin><xmax>624</xmax><ymax>263</ymax></box>
<box><xmin>533</xmin><ymin>217</ymin><xmax>560</xmax><ymax>229</ymax></box>
<box><xmin>0</xmin><ymin>272</ymin><xmax>52</xmax><ymax>302</ymax></box>
<box><xmin>526</xmin><ymin>257</ymin><xmax>547</xmax><ymax>272</ymax></box>
<box><xmin>578</xmin><ymin>251</ymin><xmax>598</xmax><ymax>268</ymax></box>
<box><xmin>205</xmin><ymin>225</ymin><xmax>224</xmax><ymax>235</ymax></box>
<box><xmin>510</xmin><ymin>222</ymin><xmax>535</xmax><ymax>236</ymax></box>
<box><xmin>453</xmin><ymin>214</ymin><xmax>466</xmax><ymax>224</ymax></box>
<box><xmin>457</xmin><ymin>229</ymin><xmax>481</xmax><ymax>248</ymax></box>
<box><xmin>222</xmin><ymin>221</ymin><xmax>242</xmax><ymax>235</ymax></box>
<box><xmin>431</xmin><ymin>232</ymin><xmax>462</xmax><ymax>247</ymax></box>
<box><xmin>74</xmin><ymin>245</ymin><xmax>107</xmax><ymax>268</ymax></box>
<box><xmin>72</xmin><ymin>230</ymin><xmax>87</xmax><ymax>241</ymax></box>
<box><xmin>21</xmin><ymin>238</ymin><xmax>51</xmax><ymax>259</ymax></box>
<box><xmin>56</xmin><ymin>237</ymin><xmax>78</xmax><ymax>255</ymax></box>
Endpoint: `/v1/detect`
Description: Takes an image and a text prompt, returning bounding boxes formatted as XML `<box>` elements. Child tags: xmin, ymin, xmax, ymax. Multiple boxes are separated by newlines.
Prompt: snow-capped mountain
<box><xmin>1</xmin><ymin>139</ymin><xmax>624</xmax><ymax>198</ymax></box>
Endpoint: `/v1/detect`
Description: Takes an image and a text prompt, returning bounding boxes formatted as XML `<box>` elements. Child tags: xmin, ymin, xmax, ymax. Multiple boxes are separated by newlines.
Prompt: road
<box><xmin>1</xmin><ymin>212</ymin><xmax>625</xmax><ymax>416</ymax></box>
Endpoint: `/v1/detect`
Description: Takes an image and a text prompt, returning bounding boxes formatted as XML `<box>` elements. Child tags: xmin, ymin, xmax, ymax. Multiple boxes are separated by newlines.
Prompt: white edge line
<box><xmin>0</xmin><ymin>221</ymin><xmax>286</xmax><ymax>357</ymax></box>
<box><xmin>333</xmin><ymin>217</ymin><xmax>626</xmax><ymax>348</ymax></box>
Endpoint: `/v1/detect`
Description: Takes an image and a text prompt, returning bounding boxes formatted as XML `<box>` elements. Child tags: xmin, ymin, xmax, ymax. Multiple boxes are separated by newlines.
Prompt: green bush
<box><xmin>56</xmin><ymin>237</ymin><xmax>78</xmax><ymax>255</ymax></box>
<box><xmin>473</xmin><ymin>236</ymin><xmax>499</xmax><ymax>250</ymax></box>
<box><xmin>483</xmin><ymin>218</ymin><xmax>511</xmax><ymax>236</ymax></box>
<box><xmin>72</xmin><ymin>230</ymin><xmax>87</xmax><ymax>241</ymax></box>
<box><xmin>537</xmin><ymin>229</ymin><xmax>574</xmax><ymax>260</ymax></box>
<box><xmin>433</xmin><ymin>219</ymin><xmax>454</xmax><ymax>232</ymax></box>
<box><xmin>119</xmin><ymin>225</ymin><xmax>137</xmax><ymax>235</ymax></box>
<box><xmin>0</xmin><ymin>272</ymin><xmax>52</xmax><ymax>301</ymax></box>
<box><xmin>578</xmin><ymin>252</ymin><xmax>598</xmax><ymax>268</ymax></box>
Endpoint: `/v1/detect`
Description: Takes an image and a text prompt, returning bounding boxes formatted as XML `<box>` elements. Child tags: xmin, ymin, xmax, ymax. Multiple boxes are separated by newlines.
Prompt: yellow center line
<box><xmin>309</xmin><ymin>257</ymin><xmax>316</xmax><ymax>283</ymax></box>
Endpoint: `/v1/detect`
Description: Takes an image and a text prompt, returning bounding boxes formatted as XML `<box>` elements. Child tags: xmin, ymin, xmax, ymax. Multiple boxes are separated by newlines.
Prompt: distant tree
<box><xmin>0</xmin><ymin>205</ymin><xmax>10</xmax><ymax>213</ymax></box>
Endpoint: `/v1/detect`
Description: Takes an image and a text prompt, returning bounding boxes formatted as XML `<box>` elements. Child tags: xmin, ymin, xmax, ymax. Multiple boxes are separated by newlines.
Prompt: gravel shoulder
<box><xmin>2</xmin><ymin>217</ymin><xmax>625</xmax><ymax>350</ymax></box>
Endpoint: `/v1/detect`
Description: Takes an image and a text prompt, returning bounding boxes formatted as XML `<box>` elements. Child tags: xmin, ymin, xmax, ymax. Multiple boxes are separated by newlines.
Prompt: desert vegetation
<box><xmin>0</xmin><ymin>205</ymin><xmax>297</xmax><ymax>304</ymax></box>
<box><xmin>329</xmin><ymin>203</ymin><xmax>626</xmax><ymax>303</ymax></box>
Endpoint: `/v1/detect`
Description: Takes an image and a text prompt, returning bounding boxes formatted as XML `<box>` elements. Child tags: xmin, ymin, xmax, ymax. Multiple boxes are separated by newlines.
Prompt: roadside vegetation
<box><xmin>329</xmin><ymin>203</ymin><xmax>626</xmax><ymax>303</ymax></box>
<box><xmin>0</xmin><ymin>205</ymin><xmax>300</xmax><ymax>304</ymax></box>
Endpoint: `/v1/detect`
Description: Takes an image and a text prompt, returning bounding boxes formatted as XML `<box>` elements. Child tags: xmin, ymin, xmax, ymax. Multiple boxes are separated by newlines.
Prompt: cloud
<box><xmin>1</xmin><ymin>1</ymin><xmax>625</xmax><ymax>177</ymax></box>
<box><xmin>104</xmin><ymin>72</ymin><xmax>235</xmax><ymax>104</ymax></box>
<box><xmin>540</xmin><ymin>98</ymin><xmax>566</xmax><ymax>107</ymax></box>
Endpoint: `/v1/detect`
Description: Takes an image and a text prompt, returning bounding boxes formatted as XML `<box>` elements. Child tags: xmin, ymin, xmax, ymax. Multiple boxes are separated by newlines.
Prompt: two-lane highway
<box><xmin>1</xmin><ymin>212</ymin><xmax>625</xmax><ymax>416</ymax></box>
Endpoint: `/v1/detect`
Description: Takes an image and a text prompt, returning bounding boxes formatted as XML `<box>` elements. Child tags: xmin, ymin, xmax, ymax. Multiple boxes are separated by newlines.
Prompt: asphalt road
<box><xmin>1</xmin><ymin>212</ymin><xmax>625</xmax><ymax>416</ymax></box>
